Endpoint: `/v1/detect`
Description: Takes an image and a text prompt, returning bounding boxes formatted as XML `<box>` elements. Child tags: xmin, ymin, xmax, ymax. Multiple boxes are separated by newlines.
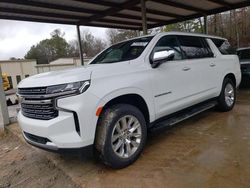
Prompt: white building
<box><xmin>36</xmin><ymin>57</ymin><xmax>91</xmax><ymax>74</ymax></box>
<box><xmin>0</xmin><ymin>59</ymin><xmax>37</xmax><ymax>88</ymax></box>
<box><xmin>0</xmin><ymin>58</ymin><xmax>92</xmax><ymax>89</ymax></box>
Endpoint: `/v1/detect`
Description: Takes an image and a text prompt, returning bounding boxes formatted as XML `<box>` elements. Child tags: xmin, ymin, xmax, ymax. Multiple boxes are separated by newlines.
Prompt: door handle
<box><xmin>210</xmin><ymin>63</ymin><xmax>216</xmax><ymax>67</ymax></box>
<box><xmin>182</xmin><ymin>67</ymin><xmax>191</xmax><ymax>71</ymax></box>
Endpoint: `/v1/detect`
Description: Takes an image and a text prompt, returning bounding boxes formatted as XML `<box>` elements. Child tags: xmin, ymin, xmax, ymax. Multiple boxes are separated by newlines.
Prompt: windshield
<box><xmin>90</xmin><ymin>36</ymin><xmax>153</xmax><ymax>64</ymax></box>
<box><xmin>237</xmin><ymin>49</ymin><xmax>250</xmax><ymax>60</ymax></box>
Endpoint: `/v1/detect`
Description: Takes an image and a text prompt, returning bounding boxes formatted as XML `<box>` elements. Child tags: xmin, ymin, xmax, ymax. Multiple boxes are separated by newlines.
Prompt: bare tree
<box><xmin>207</xmin><ymin>7</ymin><xmax>250</xmax><ymax>48</ymax></box>
<box><xmin>106</xmin><ymin>29</ymin><xmax>138</xmax><ymax>45</ymax></box>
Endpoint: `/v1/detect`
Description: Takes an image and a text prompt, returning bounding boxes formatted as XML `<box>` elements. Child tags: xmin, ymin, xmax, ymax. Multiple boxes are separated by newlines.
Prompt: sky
<box><xmin>0</xmin><ymin>20</ymin><xmax>107</xmax><ymax>60</ymax></box>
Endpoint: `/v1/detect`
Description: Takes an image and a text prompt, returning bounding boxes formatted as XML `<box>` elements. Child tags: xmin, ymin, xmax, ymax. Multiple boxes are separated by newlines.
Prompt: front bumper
<box><xmin>17</xmin><ymin>91</ymin><xmax>102</xmax><ymax>152</ymax></box>
<box><xmin>23</xmin><ymin>131</ymin><xmax>93</xmax><ymax>155</ymax></box>
<box><xmin>18</xmin><ymin>111</ymin><xmax>86</xmax><ymax>148</ymax></box>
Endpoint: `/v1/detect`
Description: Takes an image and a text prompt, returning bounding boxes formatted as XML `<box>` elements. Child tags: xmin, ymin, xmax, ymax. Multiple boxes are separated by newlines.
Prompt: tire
<box><xmin>94</xmin><ymin>104</ymin><xmax>147</xmax><ymax>169</ymax></box>
<box><xmin>217</xmin><ymin>78</ymin><xmax>236</xmax><ymax>112</ymax></box>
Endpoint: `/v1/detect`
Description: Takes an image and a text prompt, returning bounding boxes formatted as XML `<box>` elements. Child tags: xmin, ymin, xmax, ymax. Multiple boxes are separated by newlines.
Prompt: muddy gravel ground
<box><xmin>1</xmin><ymin>89</ymin><xmax>250</xmax><ymax>188</ymax></box>
<box><xmin>0</xmin><ymin>132</ymin><xmax>79</xmax><ymax>188</ymax></box>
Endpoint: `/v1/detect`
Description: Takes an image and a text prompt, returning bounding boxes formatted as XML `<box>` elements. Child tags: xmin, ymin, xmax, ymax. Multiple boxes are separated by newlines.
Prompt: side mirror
<box><xmin>151</xmin><ymin>50</ymin><xmax>175</xmax><ymax>68</ymax></box>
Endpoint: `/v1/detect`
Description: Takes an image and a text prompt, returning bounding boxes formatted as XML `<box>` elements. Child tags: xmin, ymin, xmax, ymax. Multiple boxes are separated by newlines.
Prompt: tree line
<box><xmin>24</xmin><ymin>29</ymin><xmax>105</xmax><ymax>64</ymax></box>
<box><xmin>207</xmin><ymin>7</ymin><xmax>250</xmax><ymax>48</ymax></box>
<box><xmin>163</xmin><ymin>7</ymin><xmax>250</xmax><ymax>49</ymax></box>
<box><xmin>24</xmin><ymin>28</ymin><xmax>140</xmax><ymax>64</ymax></box>
<box><xmin>24</xmin><ymin>7</ymin><xmax>250</xmax><ymax>64</ymax></box>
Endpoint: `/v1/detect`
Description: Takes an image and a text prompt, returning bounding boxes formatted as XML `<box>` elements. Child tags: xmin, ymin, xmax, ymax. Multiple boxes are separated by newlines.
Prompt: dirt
<box><xmin>1</xmin><ymin>89</ymin><xmax>250</xmax><ymax>188</ymax></box>
<box><xmin>0</xmin><ymin>131</ymin><xmax>79</xmax><ymax>188</ymax></box>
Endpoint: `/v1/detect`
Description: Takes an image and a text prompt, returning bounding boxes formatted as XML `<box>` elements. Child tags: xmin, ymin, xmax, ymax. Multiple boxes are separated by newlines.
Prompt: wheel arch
<box><xmin>100</xmin><ymin>93</ymin><xmax>150</xmax><ymax>126</ymax></box>
<box><xmin>224</xmin><ymin>73</ymin><xmax>236</xmax><ymax>86</ymax></box>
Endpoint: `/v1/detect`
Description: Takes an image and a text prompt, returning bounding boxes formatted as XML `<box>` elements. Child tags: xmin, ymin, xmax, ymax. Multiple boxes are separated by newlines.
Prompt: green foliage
<box><xmin>9</xmin><ymin>57</ymin><xmax>18</xmax><ymax>60</ymax></box>
<box><xmin>25</xmin><ymin>29</ymin><xmax>106</xmax><ymax>63</ymax></box>
<box><xmin>25</xmin><ymin>29</ymin><xmax>73</xmax><ymax>64</ymax></box>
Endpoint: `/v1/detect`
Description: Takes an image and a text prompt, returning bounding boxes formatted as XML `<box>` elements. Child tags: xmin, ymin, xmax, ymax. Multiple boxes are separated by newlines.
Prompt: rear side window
<box><xmin>177</xmin><ymin>36</ymin><xmax>213</xmax><ymax>59</ymax></box>
<box><xmin>211</xmin><ymin>38</ymin><xmax>235</xmax><ymax>54</ymax></box>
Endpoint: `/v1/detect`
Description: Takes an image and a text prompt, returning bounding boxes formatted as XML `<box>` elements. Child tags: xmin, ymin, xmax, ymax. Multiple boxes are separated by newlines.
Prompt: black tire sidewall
<box><xmin>102</xmin><ymin>104</ymin><xmax>147</xmax><ymax>169</ymax></box>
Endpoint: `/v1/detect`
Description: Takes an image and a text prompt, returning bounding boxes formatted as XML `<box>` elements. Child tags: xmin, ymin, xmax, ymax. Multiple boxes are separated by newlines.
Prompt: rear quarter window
<box><xmin>211</xmin><ymin>38</ymin><xmax>235</xmax><ymax>55</ymax></box>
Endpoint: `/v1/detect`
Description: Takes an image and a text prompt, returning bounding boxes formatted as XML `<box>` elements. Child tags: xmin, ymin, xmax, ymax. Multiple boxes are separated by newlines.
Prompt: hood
<box><xmin>18</xmin><ymin>64</ymin><xmax>105</xmax><ymax>88</ymax></box>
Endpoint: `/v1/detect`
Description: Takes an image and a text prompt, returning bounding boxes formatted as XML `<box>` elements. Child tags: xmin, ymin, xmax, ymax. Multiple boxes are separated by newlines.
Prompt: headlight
<box><xmin>46</xmin><ymin>80</ymin><xmax>90</xmax><ymax>97</ymax></box>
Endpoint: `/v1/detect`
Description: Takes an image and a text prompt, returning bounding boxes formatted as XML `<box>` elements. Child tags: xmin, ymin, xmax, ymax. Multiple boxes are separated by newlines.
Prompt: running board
<box><xmin>150</xmin><ymin>101</ymin><xmax>217</xmax><ymax>131</ymax></box>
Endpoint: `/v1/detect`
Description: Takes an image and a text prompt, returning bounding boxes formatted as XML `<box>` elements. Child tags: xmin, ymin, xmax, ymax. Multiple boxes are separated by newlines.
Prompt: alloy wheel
<box><xmin>111</xmin><ymin>115</ymin><xmax>142</xmax><ymax>158</ymax></box>
<box><xmin>224</xmin><ymin>83</ymin><xmax>235</xmax><ymax>107</ymax></box>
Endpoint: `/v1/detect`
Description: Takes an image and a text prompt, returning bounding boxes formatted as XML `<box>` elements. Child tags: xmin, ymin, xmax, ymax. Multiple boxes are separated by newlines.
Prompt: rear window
<box><xmin>211</xmin><ymin>38</ymin><xmax>235</xmax><ymax>54</ymax></box>
<box><xmin>237</xmin><ymin>49</ymin><xmax>250</xmax><ymax>60</ymax></box>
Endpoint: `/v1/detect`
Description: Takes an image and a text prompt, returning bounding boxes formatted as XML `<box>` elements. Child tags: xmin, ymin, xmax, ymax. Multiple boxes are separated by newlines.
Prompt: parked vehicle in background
<box><xmin>2</xmin><ymin>73</ymin><xmax>10</xmax><ymax>91</ymax></box>
<box><xmin>17</xmin><ymin>32</ymin><xmax>241</xmax><ymax>168</ymax></box>
<box><xmin>237</xmin><ymin>47</ymin><xmax>250</xmax><ymax>78</ymax></box>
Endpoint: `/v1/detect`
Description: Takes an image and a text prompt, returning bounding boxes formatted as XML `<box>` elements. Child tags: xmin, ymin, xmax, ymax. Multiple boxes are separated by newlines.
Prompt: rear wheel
<box><xmin>95</xmin><ymin>104</ymin><xmax>147</xmax><ymax>169</ymax></box>
<box><xmin>217</xmin><ymin>78</ymin><xmax>236</xmax><ymax>111</ymax></box>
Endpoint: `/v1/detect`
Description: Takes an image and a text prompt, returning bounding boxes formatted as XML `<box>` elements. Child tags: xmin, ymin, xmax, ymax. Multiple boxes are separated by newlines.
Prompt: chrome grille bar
<box><xmin>18</xmin><ymin>88</ymin><xmax>58</xmax><ymax>120</ymax></box>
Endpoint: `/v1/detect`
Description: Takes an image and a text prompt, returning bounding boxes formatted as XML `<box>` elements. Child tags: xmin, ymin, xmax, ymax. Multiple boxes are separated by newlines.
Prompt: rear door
<box><xmin>177</xmin><ymin>35</ymin><xmax>218</xmax><ymax>102</ymax></box>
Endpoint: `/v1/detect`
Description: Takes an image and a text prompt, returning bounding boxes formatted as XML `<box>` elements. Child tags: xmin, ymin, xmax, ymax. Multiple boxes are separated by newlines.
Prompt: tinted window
<box><xmin>90</xmin><ymin>36</ymin><xmax>153</xmax><ymax>64</ymax></box>
<box><xmin>201</xmin><ymin>38</ymin><xmax>214</xmax><ymax>57</ymax></box>
<box><xmin>16</xmin><ymin>75</ymin><xmax>21</xmax><ymax>84</ymax></box>
<box><xmin>237</xmin><ymin>49</ymin><xmax>250</xmax><ymax>60</ymax></box>
<box><xmin>7</xmin><ymin>76</ymin><xmax>13</xmax><ymax>89</ymax></box>
<box><xmin>211</xmin><ymin>38</ymin><xmax>235</xmax><ymax>54</ymax></box>
<box><xmin>153</xmin><ymin>35</ymin><xmax>183</xmax><ymax>61</ymax></box>
<box><xmin>178</xmin><ymin>36</ymin><xmax>212</xmax><ymax>59</ymax></box>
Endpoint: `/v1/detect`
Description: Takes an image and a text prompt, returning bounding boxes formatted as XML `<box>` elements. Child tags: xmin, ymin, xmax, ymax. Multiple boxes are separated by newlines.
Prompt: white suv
<box><xmin>17</xmin><ymin>32</ymin><xmax>241</xmax><ymax>168</ymax></box>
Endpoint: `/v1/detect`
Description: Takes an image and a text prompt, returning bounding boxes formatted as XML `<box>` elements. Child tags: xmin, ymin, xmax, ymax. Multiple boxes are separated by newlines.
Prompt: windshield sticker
<box><xmin>131</xmin><ymin>42</ymin><xmax>148</xmax><ymax>47</ymax></box>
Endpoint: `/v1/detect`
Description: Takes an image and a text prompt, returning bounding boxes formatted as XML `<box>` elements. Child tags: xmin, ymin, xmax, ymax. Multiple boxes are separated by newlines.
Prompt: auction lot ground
<box><xmin>1</xmin><ymin>88</ymin><xmax>250</xmax><ymax>188</ymax></box>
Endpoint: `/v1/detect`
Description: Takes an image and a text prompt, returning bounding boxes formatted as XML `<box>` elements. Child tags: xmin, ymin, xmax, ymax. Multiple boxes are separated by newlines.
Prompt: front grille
<box><xmin>18</xmin><ymin>87</ymin><xmax>47</xmax><ymax>95</ymax></box>
<box><xmin>21</xmin><ymin>101</ymin><xmax>58</xmax><ymax>120</ymax></box>
<box><xmin>18</xmin><ymin>87</ymin><xmax>58</xmax><ymax>120</ymax></box>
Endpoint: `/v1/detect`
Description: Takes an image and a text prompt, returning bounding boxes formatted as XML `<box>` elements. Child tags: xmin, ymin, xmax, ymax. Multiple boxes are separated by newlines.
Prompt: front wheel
<box><xmin>95</xmin><ymin>104</ymin><xmax>147</xmax><ymax>169</ymax></box>
<box><xmin>217</xmin><ymin>78</ymin><xmax>236</xmax><ymax>112</ymax></box>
